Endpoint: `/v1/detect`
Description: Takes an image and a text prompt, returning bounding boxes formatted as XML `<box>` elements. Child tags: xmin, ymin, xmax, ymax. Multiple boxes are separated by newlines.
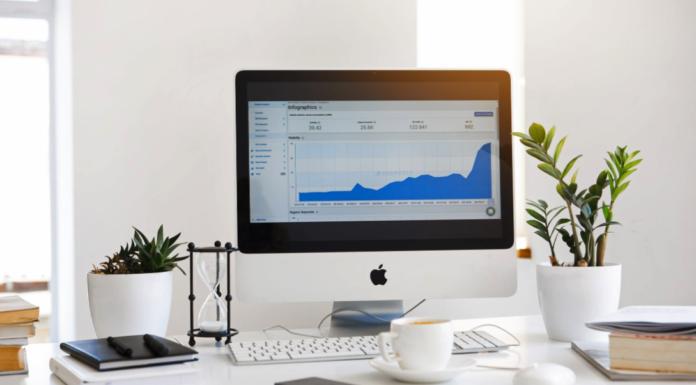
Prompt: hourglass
<box><xmin>186</xmin><ymin>241</ymin><xmax>239</xmax><ymax>346</ymax></box>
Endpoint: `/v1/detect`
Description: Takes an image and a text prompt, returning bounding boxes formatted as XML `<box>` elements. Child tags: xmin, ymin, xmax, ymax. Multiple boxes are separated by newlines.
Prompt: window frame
<box><xmin>0</xmin><ymin>0</ymin><xmax>73</xmax><ymax>343</ymax></box>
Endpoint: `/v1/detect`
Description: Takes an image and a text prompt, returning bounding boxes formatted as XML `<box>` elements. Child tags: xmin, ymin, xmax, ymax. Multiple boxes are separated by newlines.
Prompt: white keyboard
<box><xmin>228</xmin><ymin>330</ymin><xmax>509</xmax><ymax>365</ymax></box>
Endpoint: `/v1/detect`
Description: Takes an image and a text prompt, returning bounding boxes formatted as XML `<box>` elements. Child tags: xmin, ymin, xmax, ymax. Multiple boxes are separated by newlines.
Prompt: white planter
<box><xmin>87</xmin><ymin>271</ymin><xmax>173</xmax><ymax>338</ymax></box>
<box><xmin>537</xmin><ymin>262</ymin><xmax>621</xmax><ymax>342</ymax></box>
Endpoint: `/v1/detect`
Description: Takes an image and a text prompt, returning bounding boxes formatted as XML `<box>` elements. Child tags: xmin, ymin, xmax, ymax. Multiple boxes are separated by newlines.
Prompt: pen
<box><xmin>107</xmin><ymin>336</ymin><xmax>133</xmax><ymax>357</ymax></box>
<box><xmin>143</xmin><ymin>334</ymin><xmax>169</xmax><ymax>356</ymax></box>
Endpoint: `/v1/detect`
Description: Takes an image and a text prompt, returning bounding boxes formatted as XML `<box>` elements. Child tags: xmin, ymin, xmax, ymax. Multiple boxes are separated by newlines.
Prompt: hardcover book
<box><xmin>60</xmin><ymin>335</ymin><xmax>198</xmax><ymax>371</ymax></box>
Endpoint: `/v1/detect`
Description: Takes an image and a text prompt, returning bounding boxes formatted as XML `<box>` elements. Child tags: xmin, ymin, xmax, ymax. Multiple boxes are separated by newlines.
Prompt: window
<box><xmin>417</xmin><ymin>0</ymin><xmax>527</xmax><ymax>249</ymax></box>
<box><xmin>0</xmin><ymin>0</ymin><xmax>53</xmax><ymax>343</ymax></box>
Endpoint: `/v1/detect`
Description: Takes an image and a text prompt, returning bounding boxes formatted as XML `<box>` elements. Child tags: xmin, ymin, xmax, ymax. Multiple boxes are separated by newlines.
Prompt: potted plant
<box><xmin>514</xmin><ymin>123</ymin><xmax>641</xmax><ymax>341</ymax></box>
<box><xmin>87</xmin><ymin>225</ymin><xmax>187</xmax><ymax>338</ymax></box>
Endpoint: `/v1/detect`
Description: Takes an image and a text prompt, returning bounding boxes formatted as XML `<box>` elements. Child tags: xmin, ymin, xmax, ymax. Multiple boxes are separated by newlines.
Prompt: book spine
<box><xmin>59</xmin><ymin>343</ymin><xmax>102</xmax><ymax>370</ymax></box>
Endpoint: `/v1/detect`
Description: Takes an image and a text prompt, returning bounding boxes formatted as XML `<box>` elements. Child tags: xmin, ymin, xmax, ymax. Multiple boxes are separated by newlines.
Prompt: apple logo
<box><xmin>370</xmin><ymin>264</ymin><xmax>387</xmax><ymax>285</ymax></box>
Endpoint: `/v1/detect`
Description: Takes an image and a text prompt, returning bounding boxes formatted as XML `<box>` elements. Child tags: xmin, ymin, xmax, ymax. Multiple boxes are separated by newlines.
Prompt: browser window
<box><xmin>248</xmin><ymin>100</ymin><xmax>501</xmax><ymax>223</ymax></box>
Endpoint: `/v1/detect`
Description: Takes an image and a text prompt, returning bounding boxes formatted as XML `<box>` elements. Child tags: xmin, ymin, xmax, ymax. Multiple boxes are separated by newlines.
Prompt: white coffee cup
<box><xmin>378</xmin><ymin>317</ymin><xmax>454</xmax><ymax>371</ymax></box>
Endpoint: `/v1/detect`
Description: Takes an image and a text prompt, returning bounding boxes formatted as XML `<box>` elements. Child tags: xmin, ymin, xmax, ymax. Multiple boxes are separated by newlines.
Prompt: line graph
<box><xmin>294</xmin><ymin>141</ymin><xmax>492</xmax><ymax>202</ymax></box>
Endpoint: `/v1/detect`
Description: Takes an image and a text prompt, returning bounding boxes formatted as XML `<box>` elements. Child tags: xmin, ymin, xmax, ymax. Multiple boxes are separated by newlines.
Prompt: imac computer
<box><xmin>235</xmin><ymin>70</ymin><xmax>515</xmax><ymax>335</ymax></box>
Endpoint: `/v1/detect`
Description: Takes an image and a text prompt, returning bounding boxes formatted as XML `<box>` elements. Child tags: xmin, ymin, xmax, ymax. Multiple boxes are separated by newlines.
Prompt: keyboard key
<box><xmin>235</xmin><ymin>355</ymin><xmax>256</xmax><ymax>363</ymax></box>
<box><xmin>469</xmin><ymin>333</ymin><xmax>495</xmax><ymax>348</ymax></box>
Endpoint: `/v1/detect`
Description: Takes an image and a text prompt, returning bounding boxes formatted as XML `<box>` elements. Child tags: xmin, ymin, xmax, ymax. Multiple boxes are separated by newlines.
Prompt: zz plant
<box><xmin>92</xmin><ymin>225</ymin><xmax>188</xmax><ymax>275</ymax></box>
<box><xmin>514</xmin><ymin>123</ymin><xmax>641</xmax><ymax>266</ymax></box>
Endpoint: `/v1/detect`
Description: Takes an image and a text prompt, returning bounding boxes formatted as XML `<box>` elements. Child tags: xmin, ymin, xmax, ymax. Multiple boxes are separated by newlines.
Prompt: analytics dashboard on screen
<box><xmin>248</xmin><ymin>100</ymin><xmax>501</xmax><ymax>223</ymax></box>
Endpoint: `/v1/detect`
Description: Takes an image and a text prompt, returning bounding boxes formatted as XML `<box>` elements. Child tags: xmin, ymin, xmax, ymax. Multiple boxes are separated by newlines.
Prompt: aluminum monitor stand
<box><xmin>328</xmin><ymin>300</ymin><xmax>403</xmax><ymax>337</ymax></box>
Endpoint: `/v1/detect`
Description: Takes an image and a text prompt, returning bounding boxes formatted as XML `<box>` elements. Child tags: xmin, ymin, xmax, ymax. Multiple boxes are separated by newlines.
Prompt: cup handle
<box><xmin>378</xmin><ymin>331</ymin><xmax>400</xmax><ymax>363</ymax></box>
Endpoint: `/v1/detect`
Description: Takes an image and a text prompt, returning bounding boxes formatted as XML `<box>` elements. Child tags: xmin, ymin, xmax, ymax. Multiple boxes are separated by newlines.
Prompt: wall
<box><xmin>71</xmin><ymin>0</ymin><xmax>417</xmax><ymax>339</ymax></box>
<box><xmin>525</xmin><ymin>0</ymin><xmax>696</xmax><ymax>305</ymax></box>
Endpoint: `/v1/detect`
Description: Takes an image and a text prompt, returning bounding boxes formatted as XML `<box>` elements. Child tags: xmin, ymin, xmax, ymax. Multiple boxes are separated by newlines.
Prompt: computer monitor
<box><xmin>235</xmin><ymin>70</ymin><xmax>516</xmax><ymax>334</ymax></box>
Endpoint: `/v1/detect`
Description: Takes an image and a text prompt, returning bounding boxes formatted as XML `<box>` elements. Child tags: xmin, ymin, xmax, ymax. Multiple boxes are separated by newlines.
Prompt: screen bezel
<box><xmin>236</xmin><ymin>70</ymin><xmax>514</xmax><ymax>253</ymax></box>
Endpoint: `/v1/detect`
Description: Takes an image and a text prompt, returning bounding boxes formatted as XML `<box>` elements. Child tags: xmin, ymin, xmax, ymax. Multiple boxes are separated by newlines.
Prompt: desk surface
<box><xmin>1</xmin><ymin>315</ymin><xmax>689</xmax><ymax>385</ymax></box>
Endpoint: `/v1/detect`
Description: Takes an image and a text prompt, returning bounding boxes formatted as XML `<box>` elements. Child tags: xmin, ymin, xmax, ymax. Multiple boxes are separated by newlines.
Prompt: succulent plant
<box><xmin>91</xmin><ymin>225</ymin><xmax>188</xmax><ymax>275</ymax></box>
<box><xmin>91</xmin><ymin>242</ymin><xmax>138</xmax><ymax>274</ymax></box>
<box><xmin>132</xmin><ymin>225</ymin><xmax>188</xmax><ymax>274</ymax></box>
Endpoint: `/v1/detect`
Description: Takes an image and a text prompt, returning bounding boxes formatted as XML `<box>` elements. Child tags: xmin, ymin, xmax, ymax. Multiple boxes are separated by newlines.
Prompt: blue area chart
<box><xmin>299</xmin><ymin>143</ymin><xmax>492</xmax><ymax>201</ymax></box>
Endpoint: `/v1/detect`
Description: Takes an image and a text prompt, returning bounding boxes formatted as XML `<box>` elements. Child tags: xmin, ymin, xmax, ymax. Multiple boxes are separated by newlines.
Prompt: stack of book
<box><xmin>609</xmin><ymin>333</ymin><xmax>696</xmax><ymax>373</ymax></box>
<box><xmin>0</xmin><ymin>295</ymin><xmax>39</xmax><ymax>376</ymax></box>
<box><xmin>575</xmin><ymin>306</ymin><xmax>696</xmax><ymax>380</ymax></box>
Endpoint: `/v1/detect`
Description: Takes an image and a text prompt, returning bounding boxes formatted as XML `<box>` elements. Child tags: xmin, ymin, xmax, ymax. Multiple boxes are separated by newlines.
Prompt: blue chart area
<box><xmin>299</xmin><ymin>143</ymin><xmax>492</xmax><ymax>201</ymax></box>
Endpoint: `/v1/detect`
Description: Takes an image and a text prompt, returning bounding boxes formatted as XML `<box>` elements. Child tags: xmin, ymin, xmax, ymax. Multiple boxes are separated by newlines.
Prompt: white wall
<box><xmin>71</xmin><ymin>0</ymin><xmax>417</xmax><ymax>339</ymax></box>
<box><xmin>525</xmin><ymin>0</ymin><xmax>696</xmax><ymax>305</ymax></box>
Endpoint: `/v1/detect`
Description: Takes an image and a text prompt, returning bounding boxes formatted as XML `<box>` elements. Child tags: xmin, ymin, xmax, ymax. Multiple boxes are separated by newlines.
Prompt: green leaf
<box><xmin>527</xmin><ymin>220</ymin><xmax>547</xmax><ymax>232</ymax></box>
<box><xmin>511</xmin><ymin>132</ymin><xmax>533</xmax><ymax>141</ymax></box>
<box><xmin>542</xmin><ymin>126</ymin><xmax>556</xmax><ymax>151</ymax></box>
<box><xmin>569</xmin><ymin>183</ymin><xmax>578</xmax><ymax>195</ymax></box>
<box><xmin>527</xmin><ymin>149</ymin><xmax>550</xmax><ymax>163</ymax></box>
<box><xmin>553</xmin><ymin>136</ymin><xmax>566</xmax><ymax>165</ymax></box>
<box><xmin>529</xmin><ymin>123</ymin><xmax>546</xmax><ymax>144</ymax></box>
<box><xmin>627</xmin><ymin>150</ymin><xmax>640</xmax><ymax>163</ymax></box>
<box><xmin>526</xmin><ymin>200</ymin><xmax>546</xmax><ymax>212</ymax></box>
<box><xmin>169</xmin><ymin>232</ymin><xmax>181</xmax><ymax>246</ymax></box>
<box><xmin>605</xmin><ymin>159</ymin><xmax>617</xmax><ymax>181</ymax></box>
<box><xmin>588</xmin><ymin>184</ymin><xmax>602</xmax><ymax>197</ymax></box>
<box><xmin>622</xmin><ymin>158</ymin><xmax>642</xmax><ymax>173</ymax></box>
<box><xmin>538</xmin><ymin>200</ymin><xmax>549</xmax><ymax>209</ymax></box>
<box><xmin>612</xmin><ymin>181</ymin><xmax>630</xmax><ymax>201</ymax></box>
<box><xmin>608</xmin><ymin>151</ymin><xmax>620</xmax><ymax>169</ymax></box>
<box><xmin>562</xmin><ymin>155</ymin><xmax>582</xmax><ymax>178</ymax></box>
<box><xmin>526</xmin><ymin>208</ymin><xmax>546</xmax><ymax>222</ymax></box>
<box><xmin>520</xmin><ymin>139</ymin><xmax>544</xmax><ymax>152</ymax></box>
<box><xmin>556</xmin><ymin>183</ymin><xmax>564</xmax><ymax>197</ymax></box>
<box><xmin>538</xmin><ymin>163</ymin><xmax>560</xmax><ymax>179</ymax></box>
<box><xmin>616</xmin><ymin>168</ymin><xmax>636</xmax><ymax>186</ymax></box>
<box><xmin>571</xmin><ymin>169</ymin><xmax>579</xmax><ymax>184</ymax></box>
<box><xmin>161</xmin><ymin>238</ymin><xmax>171</xmax><ymax>258</ymax></box>
<box><xmin>594</xmin><ymin>221</ymin><xmax>621</xmax><ymax>229</ymax></box>
<box><xmin>616</xmin><ymin>146</ymin><xmax>627</xmax><ymax>164</ymax></box>
<box><xmin>596</xmin><ymin>170</ymin><xmax>608</xmax><ymax>188</ymax></box>
<box><xmin>534</xmin><ymin>230</ymin><xmax>551</xmax><ymax>242</ymax></box>
<box><xmin>156</xmin><ymin>225</ymin><xmax>164</xmax><ymax>248</ymax></box>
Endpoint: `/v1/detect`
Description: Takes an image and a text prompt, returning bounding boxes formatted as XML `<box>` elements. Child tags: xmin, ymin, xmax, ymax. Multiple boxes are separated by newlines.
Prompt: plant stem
<box><xmin>549</xmin><ymin>168</ymin><xmax>583</xmax><ymax>265</ymax></box>
<box><xmin>541</xmin><ymin>148</ymin><xmax>584</xmax><ymax>266</ymax></box>
<box><xmin>596</xmin><ymin>201</ymin><xmax>615</xmax><ymax>266</ymax></box>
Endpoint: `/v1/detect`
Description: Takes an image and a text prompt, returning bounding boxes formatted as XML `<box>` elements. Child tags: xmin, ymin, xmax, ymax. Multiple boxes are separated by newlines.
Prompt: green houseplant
<box><xmin>514</xmin><ymin>123</ymin><xmax>641</xmax><ymax>341</ymax></box>
<box><xmin>91</xmin><ymin>225</ymin><xmax>187</xmax><ymax>275</ymax></box>
<box><xmin>87</xmin><ymin>225</ymin><xmax>187</xmax><ymax>338</ymax></box>
<box><xmin>513</xmin><ymin>123</ymin><xmax>641</xmax><ymax>266</ymax></box>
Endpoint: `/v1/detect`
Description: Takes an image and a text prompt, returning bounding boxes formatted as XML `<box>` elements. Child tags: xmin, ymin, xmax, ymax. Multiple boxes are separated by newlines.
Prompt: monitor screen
<box><xmin>248</xmin><ymin>100</ymin><xmax>501</xmax><ymax>223</ymax></box>
<box><xmin>236</xmin><ymin>71</ymin><xmax>513</xmax><ymax>253</ymax></box>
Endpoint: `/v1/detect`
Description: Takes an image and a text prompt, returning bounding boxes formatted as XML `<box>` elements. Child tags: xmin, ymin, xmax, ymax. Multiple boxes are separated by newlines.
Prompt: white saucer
<box><xmin>370</xmin><ymin>356</ymin><xmax>476</xmax><ymax>384</ymax></box>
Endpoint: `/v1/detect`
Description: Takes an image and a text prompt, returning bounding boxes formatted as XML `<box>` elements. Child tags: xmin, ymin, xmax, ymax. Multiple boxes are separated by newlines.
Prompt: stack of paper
<box><xmin>0</xmin><ymin>295</ymin><xmax>38</xmax><ymax>376</ymax></box>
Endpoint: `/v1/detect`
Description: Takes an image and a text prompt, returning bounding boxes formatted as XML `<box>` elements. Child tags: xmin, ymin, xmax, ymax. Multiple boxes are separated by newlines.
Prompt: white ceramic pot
<box><xmin>537</xmin><ymin>262</ymin><xmax>621</xmax><ymax>342</ymax></box>
<box><xmin>87</xmin><ymin>271</ymin><xmax>173</xmax><ymax>338</ymax></box>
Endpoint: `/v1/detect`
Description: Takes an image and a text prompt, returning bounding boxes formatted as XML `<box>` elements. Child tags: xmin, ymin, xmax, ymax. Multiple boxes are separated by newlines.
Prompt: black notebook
<box><xmin>60</xmin><ymin>335</ymin><xmax>197</xmax><ymax>371</ymax></box>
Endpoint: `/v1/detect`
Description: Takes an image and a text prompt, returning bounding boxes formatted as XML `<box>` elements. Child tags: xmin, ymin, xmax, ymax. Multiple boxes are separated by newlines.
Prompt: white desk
<box><xmin>1</xmin><ymin>315</ymin><xmax>689</xmax><ymax>385</ymax></box>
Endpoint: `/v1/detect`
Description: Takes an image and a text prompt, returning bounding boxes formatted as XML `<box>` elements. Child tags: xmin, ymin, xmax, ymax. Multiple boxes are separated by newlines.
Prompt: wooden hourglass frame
<box><xmin>186</xmin><ymin>241</ymin><xmax>239</xmax><ymax>346</ymax></box>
